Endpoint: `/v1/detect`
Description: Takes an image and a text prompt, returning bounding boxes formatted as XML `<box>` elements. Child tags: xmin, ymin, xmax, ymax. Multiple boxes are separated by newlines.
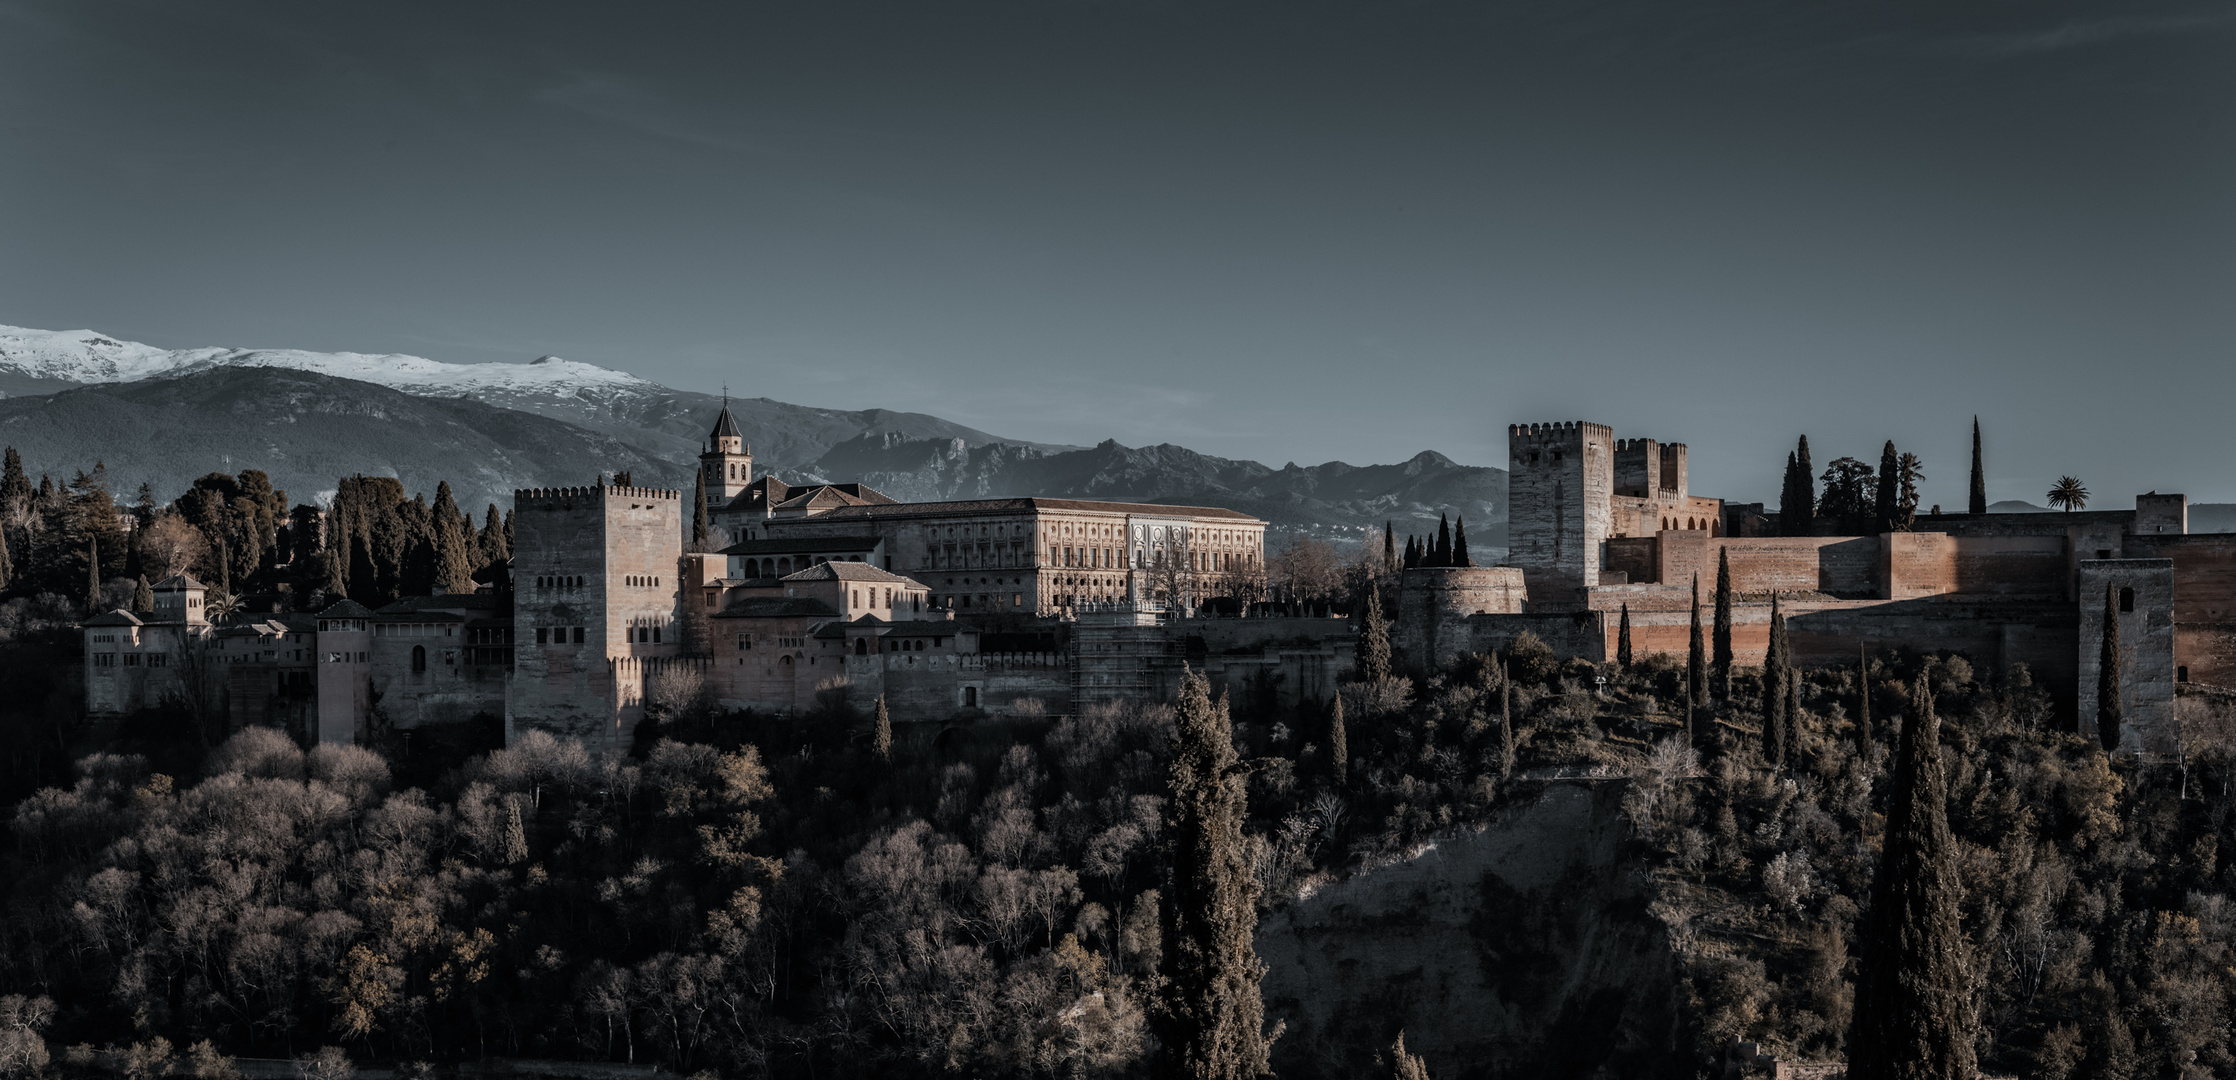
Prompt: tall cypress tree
<box><xmin>1383</xmin><ymin>522</ymin><xmax>1396</xmax><ymax>572</ymax></box>
<box><xmin>1856</xmin><ymin>642</ymin><xmax>1873</xmax><ymax>752</ymax></box>
<box><xmin>872</xmin><ymin>695</ymin><xmax>893</xmax><ymax>764</ymax></box>
<box><xmin>1432</xmin><ymin>514</ymin><xmax>1452</xmax><ymax>567</ymax></box>
<box><xmin>133</xmin><ymin>573</ymin><xmax>154</xmax><ymax>614</ymax></box>
<box><xmin>1793</xmin><ymin>435</ymin><xmax>1815</xmax><ymax>536</ymax></box>
<box><xmin>2099</xmin><ymin>581</ymin><xmax>2122</xmax><ymax>752</ymax></box>
<box><xmin>1780</xmin><ymin>451</ymin><xmax>1803</xmax><ymax>536</ymax></box>
<box><xmin>85</xmin><ymin>539</ymin><xmax>101</xmax><ymax>613</ymax></box>
<box><xmin>1848</xmin><ymin>671</ymin><xmax>1977</xmax><ymax>1080</ymax></box>
<box><xmin>1760</xmin><ymin>593</ymin><xmax>1789</xmax><ymax>768</ymax></box>
<box><xmin>1712</xmin><ymin>548</ymin><xmax>1734</xmax><ymax>698</ymax></box>
<box><xmin>1873</xmin><ymin>440</ymin><xmax>1900</xmax><ymax>534</ymax></box>
<box><xmin>1452</xmin><ymin>517</ymin><xmax>1470</xmax><ymax>567</ymax></box>
<box><xmin>1616</xmin><ymin>603</ymin><xmax>1633</xmax><ymax>669</ymax></box>
<box><xmin>1968</xmin><ymin>416</ymin><xmax>1988</xmax><ymax>516</ymax></box>
<box><xmin>1358</xmin><ymin>589</ymin><xmax>1392</xmax><ymax>684</ymax></box>
<box><xmin>1687</xmin><ymin>574</ymin><xmax>1706</xmax><ymax>713</ymax></box>
<box><xmin>691</xmin><ymin>469</ymin><xmax>712</xmax><ymax>553</ymax></box>
<box><xmin>1497</xmin><ymin>657</ymin><xmax>1515</xmax><ymax>780</ymax></box>
<box><xmin>1155</xmin><ymin>669</ymin><xmax>1272</xmax><ymax>1080</ymax></box>
<box><xmin>1403</xmin><ymin>536</ymin><xmax>1420</xmax><ymax>570</ymax></box>
<box><xmin>1327</xmin><ymin>692</ymin><xmax>1348</xmax><ymax>788</ymax></box>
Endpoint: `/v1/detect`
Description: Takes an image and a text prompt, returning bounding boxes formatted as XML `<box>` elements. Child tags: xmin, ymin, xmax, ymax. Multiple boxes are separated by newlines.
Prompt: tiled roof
<box><xmin>376</xmin><ymin>593</ymin><xmax>504</xmax><ymax>614</ymax></box>
<box><xmin>153</xmin><ymin>573</ymin><xmax>207</xmax><ymax>590</ymax></box>
<box><xmin>82</xmin><ymin>609</ymin><xmax>144</xmax><ymax>628</ymax></box>
<box><xmin>710</xmin><ymin>404</ymin><xmax>743</xmax><ymax>441</ymax></box>
<box><xmin>712</xmin><ymin>597</ymin><xmax>842</xmax><ymax>619</ymax></box>
<box><xmin>781</xmin><ymin>562</ymin><xmax>923</xmax><ymax>585</ymax></box>
<box><xmin>788</xmin><ymin>496</ymin><xmax>1261</xmax><ymax>522</ymax></box>
<box><xmin>717</xmin><ymin>535</ymin><xmax>883</xmax><ymax>556</ymax></box>
<box><xmin>317</xmin><ymin>599</ymin><xmax>379</xmax><ymax>619</ymax></box>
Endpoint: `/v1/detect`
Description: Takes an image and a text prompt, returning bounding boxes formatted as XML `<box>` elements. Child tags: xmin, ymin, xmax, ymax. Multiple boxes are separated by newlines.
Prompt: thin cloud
<box><xmin>1951</xmin><ymin>12</ymin><xmax>2234</xmax><ymax>57</ymax></box>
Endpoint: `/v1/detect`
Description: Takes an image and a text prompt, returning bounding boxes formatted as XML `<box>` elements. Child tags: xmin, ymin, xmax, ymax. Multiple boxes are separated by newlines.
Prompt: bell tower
<box><xmin>699</xmin><ymin>399</ymin><xmax>753</xmax><ymax>503</ymax></box>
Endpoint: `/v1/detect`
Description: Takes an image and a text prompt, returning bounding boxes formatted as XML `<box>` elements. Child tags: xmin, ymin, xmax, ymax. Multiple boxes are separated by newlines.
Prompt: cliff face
<box><xmin>1258</xmin><ymin>783</ymin><xmax>1681</xmax><ymax>1080</ymax></box>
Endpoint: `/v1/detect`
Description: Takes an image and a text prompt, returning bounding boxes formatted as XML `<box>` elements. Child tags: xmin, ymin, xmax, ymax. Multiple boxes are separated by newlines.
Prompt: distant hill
<box><xmin>0</xmin><ymin>368</ymin><xmax>677</xmax><ymax>511</ymax></box>
<box><xmin>1988</xmin><ymin>500</ymin><xmax>2055</xmax><ymax>513</ymax></box>
<box><xmin>0</xmin><ymin>325</ymin><xmax>1508</xmax><ymax>541</ymax></box>
<box><xmin>2190</xmin><ymin>504</ymin><xmax>2236</xmax><ymax>533</ymax></box>
<box><xmin>809</xmin><ymin>435</ymin><xmax>1506</xmax><ymax>543</ymax></box>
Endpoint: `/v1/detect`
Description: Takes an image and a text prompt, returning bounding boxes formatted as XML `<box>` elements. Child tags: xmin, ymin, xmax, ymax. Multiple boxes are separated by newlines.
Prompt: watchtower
<box><xmin>510</xmin><ymin>482</ymin><xmax>684</xmax><ymax>750</ymax></box>
<box><xmin>150</xmin><ymin>573</ymin><xmax>209</xmax><ymax>626</ymax></box>
<box><xmin>699</xmin><ymin>402</ymin><xmax>754</xmax><ymax>503</ymax></box>
<box><xmin>1507</xmin><ymin>421</ymin><xmax>1615</xmax><ymax>607</ymax></box>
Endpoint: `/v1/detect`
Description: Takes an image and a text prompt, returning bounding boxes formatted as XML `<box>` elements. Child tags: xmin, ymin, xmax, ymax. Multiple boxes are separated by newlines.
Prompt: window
<box><xmin>2119</xmin><ymin>587</ymin><xmax>2135</xmax><ymax>613</ymax></box>
<box><xmin>653</xmin><ymin>627</ymin><xmax>662</xmax><ymax>643</ymax></box>
<box><xmin>411</xmin><ymin>645</ymin><xmax>427</xmax><ymax>673</ymax></box>
<box><xmin>537</xmin><ymin>628</ymin><xmax>549</xmax><ymax>644</ymax></box>
<box><xmin>2096</xmin><ymin>549</ymin><xmax>2112</xmax><ymax>560</ymax></box>
<box><xmin>2178</xmin><ymin>666</ymin><xmax>2190</xmax><ymax>682</ymax></box>
<box><xmin>964</xmin><ymin>686</ymin><xmax>977</xmax><ymax>707</ymax></box>
<box><xmin>854</xmin><ymin>638</ymin><xmax>867</xmax><ymax>655</ymax></box>
<box><xmin>574</xmin><ymin>627</ymin><xmax>584</xmax><ymax>644</ymax></box>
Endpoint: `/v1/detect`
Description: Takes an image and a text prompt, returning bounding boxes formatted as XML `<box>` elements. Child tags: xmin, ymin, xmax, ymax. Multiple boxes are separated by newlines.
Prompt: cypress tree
<box><xmin>1406</xmin><ymin>536</ymin><xmax>1421</xmax><ymax>570</ymax></box>
<box><xmin>478</xmin><ymin>505</ymin><xmax>505</xmax><ymax>567</ymax></box>
<box><xmin>1712</xmin><ymin>548</ymin><xmax>1733</xmax><ymax>698</ymax></box>
<box><xmin>1498</xmin><ymin>657</ymin><xmax>1515</xmax><ymax>780</ymax></box>
<box><xmin>1848</xmin><ymin>670</ymin><xmax>1978</xmax><ymax>1080</ymax></box>
<box><xmin>85</xmin><ymin>540</ymin><xmax>101</xmax><ymax>612</ymax></box>
<box><xmin>0</xmin><ymin>447</ymin><xmax>27</xmax><ymax>513</ymax></box>
<box><xmin>692</xmin><ymin>469</ymin><xmax>712</xmax><ymax>553</ymax></box>
<box><xmin>1616</xmin><ymin>603</ymin><xmax>1632</xmax><ymax>669</ymax></box>
<box><xmin>872</xmin><ymin>695</ymin><xmax>893</xmax><ymax>764</ymax></box>
<box><xmin>1779</xmin><ymin>452</ymin><xmax>1802</xmax><ymax>536</ymax></box>
<box><xmin>1967</xmin><ymin>416</ymin><xmax>1987</xmax><ymax>516</ymax></box>
<box><xmin>1687</xmin><ymin>574</ymin><xmax>1706</xmax><ymax>713</ymax></box>
<box><xmin>1452</xmin><ymin>516</ymin><xmax>1470</xmax><ymax>567</ymax></box>
<box><xmin>1358</xmin><ymin>589</ymin><xmax>1392</xmax><ymax>684</ymax></box>
<box><xmin>1433</xmin><ymin>514</ymin><xmax>1452</xmax><ymax>567</ymax></box>
<box><xmin>1794</xmin><ymin>435</ymin><xmax>1814</xmax><ymax>536</ymax></box>
<box><xmin>1327</xmin><ymin>692</ymin><xmax>1348</xmax><ymax>788</ymax></box>
<box><xmin>1874</xmin><ymin>440</ymin><xmax>1900</xmax><ymax>534</ymax></box>
<box><xmin>501</xmin><ymin>508</ymin><xmax>515</xmax><ymax>558</ymax></box>
<box><xmin>1761</xmin><ymin>593</ymin><xmax>1789</xmax><ymax>768</ymax></box>
<box><xmin>2099</xmin><ymin>581</ymin><xmax>2122</xmax><ymax>752</ymax></box>
<box><xmin>133</xmin><ymin>574</ymin><xmax>154</xmax><ymax>614</ymax></box>
<box><xmin>1155</xmin><ymin>669</ymin><xmax>1272</xmax><ymax>1080</ymax></box>
<box><xmin>1856</xmin><ymin>642</ymin><xmax>1873</xmax><ymax>752</ymax></box>
<box><xmin>1383</xmin><ymin>522</ymin><xmax>1396</xmax><ymax>572</ymax></box>
<box><xmin>431</xmin><ymin>483</ymin><xmax>476</xmax><ymax>594</ymax></box>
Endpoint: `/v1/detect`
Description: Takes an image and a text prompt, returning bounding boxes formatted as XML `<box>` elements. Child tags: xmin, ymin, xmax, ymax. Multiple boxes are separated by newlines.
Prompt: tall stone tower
<box><xmin>1507</xmin><ymin>421</ymin><xmax>1614</xmax><ymax>608</ymax></box>
<box><xmin>509</xmin><ymin>481</ymin><xmax>684</xmax><ymax>751</ymax></box>
<box><xmin>699</xmin><ymin>402</ymin><xmax>753</xmax><ymax>503</ymax></box>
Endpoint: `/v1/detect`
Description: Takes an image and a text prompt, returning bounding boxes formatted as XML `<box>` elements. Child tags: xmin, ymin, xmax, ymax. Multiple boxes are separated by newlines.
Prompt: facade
<box><xmin>1397</xmin><ymin>418</ymin><xmax>2236</xmax><ymax>756</ymax></box>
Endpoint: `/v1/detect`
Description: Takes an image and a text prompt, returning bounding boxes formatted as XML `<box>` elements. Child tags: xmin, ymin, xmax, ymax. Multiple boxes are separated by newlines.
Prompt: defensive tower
<box><xmin>1508</xmin><ymin>421</ymin><xmax>1614</xmax><ymax>607</ymax></box>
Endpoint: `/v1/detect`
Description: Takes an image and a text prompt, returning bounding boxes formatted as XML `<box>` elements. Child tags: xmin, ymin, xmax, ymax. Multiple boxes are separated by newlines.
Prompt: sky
<box><xmin>2</xmin><ymin>0</ymin><xmax>2232</xmax><ymax>508</ymax></box>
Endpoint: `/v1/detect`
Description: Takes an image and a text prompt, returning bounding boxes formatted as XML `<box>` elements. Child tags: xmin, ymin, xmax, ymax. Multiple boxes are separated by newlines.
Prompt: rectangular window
<box><xmin>537</xmin><ymin>628</ymin><xmax>549</xmax><ymax>644</ymax></box>
<box><xmin>653</xmin><ymin>627</ymin><xmax>662</xmax><ymax>643</ymax></box>
<box><xmin>148</xmin><ymin>654</ymin><xmax>166</xmax><ymax>668</ymax></box>
<box><xmin>574</xmin><ymin>627</ymin><xmax>585</xmax><ymax>644</ymax></box>
<box><xmin>125</xmin><ymin>654</ymin><xmax>141</xmax><ymax>667</ymax></box>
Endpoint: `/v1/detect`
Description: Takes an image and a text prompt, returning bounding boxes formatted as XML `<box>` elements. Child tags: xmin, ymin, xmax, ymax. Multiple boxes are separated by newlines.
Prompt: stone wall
<box><xmin>2077</xmin><ymin>559</ymin><xmax>2177</xmax><ymax>753</ymax></box>
<box><xmin>510</xmin><ymin>486</ymin><xmax>683</xmax><ymax>752</ymax></box>
<box><xmin>1507</xmin><ymin>422</ymin><xmax>1614</xmax><ymax>607</ymax></box>
<box><xmin>1397</xmin><ymin>566</ymin><xmax>1527</xmax><ymax>671</ymax></box>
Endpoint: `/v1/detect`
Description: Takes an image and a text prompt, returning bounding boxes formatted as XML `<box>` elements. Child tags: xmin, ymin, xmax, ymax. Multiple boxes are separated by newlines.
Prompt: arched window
<box><xmin>854</xmin><ymin>638</ymin><xmax>868</xmax><ymax>656</ymax></box>
<box><xmin>411</xmin><ymin>645</ymin><xmax>426</xmax><ymax>673</ymax></box>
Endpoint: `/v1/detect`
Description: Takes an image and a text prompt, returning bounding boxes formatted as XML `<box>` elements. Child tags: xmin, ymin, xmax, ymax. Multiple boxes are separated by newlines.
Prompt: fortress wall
<box><xmin>1508</xmin><ymin>423</ymin><xmax>1614</xmax><ymax>605</ymax></box>
<box><xmin>1397</xmin><ymin>566</ymin><xmax>1528</xmax><ymax>670</ymax></box>
<box><xmin>2078</xmin><ymin>559</ymin><xmax>2177</xmax><ymax>752</ymax></box>
<box><xmin>1662</xmin><ymin>536</ymin><xmax>1883</xmax><ymax>596</ymax></box>
<box><xmin>1951</xmin><ymin>535</ymin><xmax>2069</xmax><ymax>595</ymax></box>
<box><xmin>1885</xmin><ymin>532</ymin><xmax>1959</xmax><ymax>599</ymax></box>
<box><xmin>1602</xmin><ymin>537</ymin><xmax>1658</xmax><ymax>584</ymax></box>
<box><xmin>1462</xmin><ymin>609</ymin><xmax>1607</xmax><ymax>663</ymax></box>
<box><xmin>2138</xmin><ymin>535</ymin><xmax>2236</xmax><ymax>688</ymax></box>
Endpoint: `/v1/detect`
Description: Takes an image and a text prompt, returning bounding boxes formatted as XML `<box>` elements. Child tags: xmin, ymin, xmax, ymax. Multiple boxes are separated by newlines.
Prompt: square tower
<box><xmin>1507</xmin><ymin>421</ymin><xmax>1615</xmax><ymax>608</ymax></box>
<box><xmin>511</xmin><ymin>482</ymin><xmax>684</xmax><ymax>751</ymax></box>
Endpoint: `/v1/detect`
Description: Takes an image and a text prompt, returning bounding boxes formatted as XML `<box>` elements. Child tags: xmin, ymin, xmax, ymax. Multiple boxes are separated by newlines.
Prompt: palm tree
<box><xmin>204</xmin><ymin>589</ymin><xmax>242</xmax><ymax>624</ymax></box>
<box><xmin>2047</xmin><ymin>476</ymin><xmax>2090</xmax><ymax>513</ymax></box>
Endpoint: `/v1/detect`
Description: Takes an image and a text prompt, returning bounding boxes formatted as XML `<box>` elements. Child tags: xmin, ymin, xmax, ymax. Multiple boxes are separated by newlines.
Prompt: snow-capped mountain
<box><xmin>0</xmin><ymin>324</ymin><xmax>659</xmax><ymax>404</ymax></box>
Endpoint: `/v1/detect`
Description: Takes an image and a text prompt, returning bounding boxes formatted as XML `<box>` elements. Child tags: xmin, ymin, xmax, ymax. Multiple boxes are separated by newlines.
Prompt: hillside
<box><xmin>0</xmin><ymin>368</ymin><xmax>676</xmax><ymax>511</ymax></box>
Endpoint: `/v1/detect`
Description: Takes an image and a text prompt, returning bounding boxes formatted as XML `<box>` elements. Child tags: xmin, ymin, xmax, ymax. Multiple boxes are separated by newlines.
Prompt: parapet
<box><xmin>1509</xmin><ymin>421</ymin><xmax>1614</xmax><ymax>444</ymax></box>
<box><xmin>515</xmin><ymin>485</ymin><xmax>683</xmax><ymax>504</ymax></box>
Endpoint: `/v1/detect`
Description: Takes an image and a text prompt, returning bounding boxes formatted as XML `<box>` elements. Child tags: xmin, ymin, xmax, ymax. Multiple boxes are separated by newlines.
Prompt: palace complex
<box><xmin>80</xmin><ymin>411</ymin><xmax>2234</xmax><ymax>757</ymax></box>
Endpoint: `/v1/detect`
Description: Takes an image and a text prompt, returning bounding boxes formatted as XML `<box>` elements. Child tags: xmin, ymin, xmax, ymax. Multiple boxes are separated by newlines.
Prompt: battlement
<box><xmin>1509</xmin><ymin>421</ymin><xmax>1613</xmax><ymax>445</ymax></box>
<box><xmin>515</xmin><ymin>485</ymin><xmax>683</xmax><ymax>504</ymax></box>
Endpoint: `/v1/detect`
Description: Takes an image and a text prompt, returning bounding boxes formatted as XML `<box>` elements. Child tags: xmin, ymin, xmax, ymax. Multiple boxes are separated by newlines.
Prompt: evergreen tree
<box><xmin>1358</xmin><ymin>589</ymin><xmax>1392</xmax><ymax>684</ymax></box>
<box><xmin>1327</xmin><ymin>692</ymin><xmax>1347</xmax><ymax>788</ymax></box>
<box><xmin>1390</xmin><ymin>1032</ymin><xmax>1432</xmax><ymax>1080</ymax></box>
<box><xmin>1779</xmin><ymin>451</ymin><xmax>1803</xmax><ymax>536</ymax></box>
<box><xmin>1452</xmin><ymin>516</ymin><xmax>1470</xmax><ymax>567</ymax></box>
<box><xmin>2099</xmin><ymin>581</ymin><xmax>2122</xmax><ymax>753</ymax></box>
<box><xmin>1403</xmin><ymin>536</ymin><xmax>1420</xmax><ymax>570</ymax></box>
<box><xmin>1856</xmin><ymin>643</ymin><xmax>1873</xmax><ymax>752</ymax></box>
<box><xmin>0</xmin><ymin>446</ymin><xmax>29</xmax><ymax>515</ymax></box>
<box><xmin>1432</xmin><ymin>514</ymin><xmax>1452</xmax><ymax>567</ymax></box>
<box><xmin>1497</xmin><ymin>657</ymin><xmax>1514</xmax><ymax>780</ymax></box>
<box><xmin>1761</xmin><ymin>593</ymin><xmax>1789</xmax><ymax>768</ymax></box>
<box><xmin>133</xmin><ymin>574</ymin><xmax>154</xmax><ymax>614</ymax></box>
<box><xmin>872</xmin><ymin>695</ymin><xmax>893</xmax><ymax>764</ymax></box>
<box><xmin>1968</xmin><ymin>416</ymin><xmax>1987</xmax><ymax>516</ymax></box>
<box><xmin>1687</xmin><ymin>574</ymin><xmax>1706</xmax><ymax>714</ymax></box>
<box><xmin>1873</xmin><ymin>440</ymin><xmax>1900</xmax><ymax>533</ymax></box>
<box><xmin>0</xmin><ymin>526</ymin><xmax>11</xmax><ymax>594</ymax></box>
<box><xmin>430</xmin><ymin>482</ymin><xmax>476</xmax><ymax>594</ymax></box>
<box><xmin>1848</xmin><ymin>671</ymin><xmax>1978</xmax><ymax>1080</ymax></box>
<box><xmin>502</xmin><ymin>509</ymin><xmax>515</xmax><ymax>559</ymax></box>
<box><xmin>1712</xmin><ymin>548</ymin><xmax>1734</xmax><ymax>698</ymax></box>
<box><xmin>1793</xmin><ymin>435</ymin><xmax>1814</xmax><ymax>535</ymax></box>
<box><xmin>691</xmin><ymin>470</ymin><xmax>712</xmax><ymax>553</ymax></box>
<box><xmin>1155</xmin><ymin>669</ymin><xmax>1272</xmax><ymax>1080</ymax></box>
<box><xmin>85</xmin><ymin>539</ymin><xmax>101</xmax><ymax>612</ymax></box>
<box><xmin>478</xmin><ymin>505</ymin><xmax>505</xmax><ymax>568</ymax></box>
<box><xmin>1383</xmin><ymin>522</ymin><xmax>1396</xmax><ymax>572</ymax></box>
<box><xmin>1616</xmin><ymin>603</ymin><xmax>1632</xmax><ymax>669</ymax></box>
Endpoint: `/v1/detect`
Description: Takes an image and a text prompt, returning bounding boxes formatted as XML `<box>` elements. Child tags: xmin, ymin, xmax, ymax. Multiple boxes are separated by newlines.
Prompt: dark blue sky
<box><xmin>3</xmin><ymin>1</ymin><xmax>2231</xmax><ymax>507</ymax></box>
